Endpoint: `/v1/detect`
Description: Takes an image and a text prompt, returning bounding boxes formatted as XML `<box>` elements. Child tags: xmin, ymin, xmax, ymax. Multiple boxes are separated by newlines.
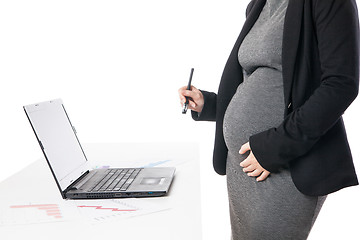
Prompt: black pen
<box><xmin>182</xmin><ymin>68</ymin><xmax>194</xmax><ymax>114</ymax></box>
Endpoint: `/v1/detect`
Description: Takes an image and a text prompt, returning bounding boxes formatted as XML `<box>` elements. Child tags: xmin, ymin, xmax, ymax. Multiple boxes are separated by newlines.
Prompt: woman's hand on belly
<box><xmin>239</xmin><ymin>142</ymin><xmax>270</xmax><ymax>182</ymax></box>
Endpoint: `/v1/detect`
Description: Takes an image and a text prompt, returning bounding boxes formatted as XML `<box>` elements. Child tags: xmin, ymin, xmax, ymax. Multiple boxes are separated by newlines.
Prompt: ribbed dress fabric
<box><xmin>223</xmin><ymin>1</ymin><xmax>326</xmax><ymax>239</ymax></box>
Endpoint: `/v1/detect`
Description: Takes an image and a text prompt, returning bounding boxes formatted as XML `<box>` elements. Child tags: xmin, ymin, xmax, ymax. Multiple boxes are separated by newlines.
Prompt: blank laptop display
<box><xmin>24</xmin><ymin>99</ymin><xmax>175</xmax><ymax>199</ymax></box>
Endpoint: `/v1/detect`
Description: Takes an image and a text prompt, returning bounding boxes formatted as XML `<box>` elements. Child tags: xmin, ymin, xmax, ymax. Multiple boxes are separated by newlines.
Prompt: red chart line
<box><xmin>77</xmin><ymin>205</ymin><xmax>137</xmax><ymax>211</ymax></box>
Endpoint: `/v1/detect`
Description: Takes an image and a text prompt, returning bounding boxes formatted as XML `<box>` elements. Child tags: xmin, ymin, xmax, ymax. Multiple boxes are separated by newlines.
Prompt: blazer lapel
<box><xmin>282</xmin><ymin>0</ymin><xmax>304</xmax><ymax>108</ymax></box>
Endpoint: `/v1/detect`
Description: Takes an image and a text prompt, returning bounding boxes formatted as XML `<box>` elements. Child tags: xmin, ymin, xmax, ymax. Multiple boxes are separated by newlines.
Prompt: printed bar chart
<box><xmin>10</xmin><ymin>204</ymin><xmax>63</xmax><ymax>220</ymax></box>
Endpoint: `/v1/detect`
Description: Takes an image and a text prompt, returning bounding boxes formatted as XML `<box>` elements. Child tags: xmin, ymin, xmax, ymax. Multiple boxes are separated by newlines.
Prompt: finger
<box><xmin>190</xmin><ymin>85</ymin><xmax>200</xmax><ymax>92</ymax></box>
<box><xmin>183</xmin><ymin>90</ymin><xmax>199</xmax><ymax>100</ymax></box>
<box><xmin>239</xmin><ymin>142</ymin><xmax>250</xmax><ymax>154</ymax></box>
<box><xmin>178</xmin><ymin>87</ymin><xmax>188</xmax><ymax>103</ymax></box>
<box><xmin>179</xmin><ymin>85</ymin><xmax>199</xmax><ymax>96</ymax></box>
<box><xmin>242</xmin><ymin>164</ymin><xmax>256</xmax><ymax>173</ymax></box>
<box><xmin>187</xmin><ymin>100</ymin><xmax>197</xmax><ymax>110</ymax></box>
<box><xmin>180</xmin><ymin>99</ymin><xmax>197</xmax><ymax>111</ymax></box>
<box><xmin>178</xmin><ymin>90</ymin><xmax>196</xmax><ymax>106</ymax></box>
<box><xmin>256</xmin><ymin>171</ymin><xmax>270</xmax><ymax>182</ymax></box>
<box><xmin>239</xmin><ymin>158</ymin><xmax>251</xmax><ymax>168</ymax></box>
<box><xmin>180</xmin><ymin>96</ymin><xmax>186</xmax><ymax>104</ymax></box>
<box><xmin>178</xmin><ymin>85</ymin><xmax>195</xmax><ymax>97</ymax></box>
<box><xmin>178</xmin><ymin>85</ymin><xmax>191</xmax><ymax>92</ymax></box>
<box><xmin>180</xmin><ymin>100</ymin><xmax>193</xmax><ymax>108</ymax></box>
<box><xmin>178</xmin><ymin>86</ymin><xmax>188</xmax><ymax>97</ymax></box>
<box><xmin>178</xmin><ymin>86</ymin><xmax>196</xmax><ymax>97</ymax></box>
<box><xmin>247</xmin><ymin>169</ymin><xmax>262</xmax><ymax>177</ymax></box>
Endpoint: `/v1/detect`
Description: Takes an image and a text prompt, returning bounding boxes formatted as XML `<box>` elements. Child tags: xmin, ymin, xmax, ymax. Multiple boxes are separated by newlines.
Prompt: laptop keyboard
<box><xmin>90</xmin><ymin>168</ymin><xmax>142</xmax><ymax>192</ymax></box>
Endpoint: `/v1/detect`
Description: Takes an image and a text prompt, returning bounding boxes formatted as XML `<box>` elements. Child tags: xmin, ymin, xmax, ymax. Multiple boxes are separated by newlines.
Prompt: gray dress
<box><xmin>223</xmin><ymin>1</ymin><xmax>326</xmax><ymax>239</ymax></box>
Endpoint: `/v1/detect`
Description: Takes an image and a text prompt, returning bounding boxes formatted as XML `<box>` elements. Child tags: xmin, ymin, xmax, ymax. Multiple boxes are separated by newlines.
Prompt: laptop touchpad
<box><xmin>140</xmin><ymin>177</ymin><xmax>165</xmax><ymax>185</ymax></box>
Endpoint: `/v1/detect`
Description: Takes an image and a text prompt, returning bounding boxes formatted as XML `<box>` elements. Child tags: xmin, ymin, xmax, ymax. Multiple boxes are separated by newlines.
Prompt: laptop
<box><xmin>23</xmin><ymin>99</ymin><xmax>175</xmax><ymax>199</ymax></box>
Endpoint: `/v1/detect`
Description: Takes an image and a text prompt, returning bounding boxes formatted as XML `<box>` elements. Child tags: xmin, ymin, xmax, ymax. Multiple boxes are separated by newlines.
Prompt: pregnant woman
<box><xmin>178</xmin><ymin>0</ymin><xmax>359</xmax><ymax>239</ymax></box>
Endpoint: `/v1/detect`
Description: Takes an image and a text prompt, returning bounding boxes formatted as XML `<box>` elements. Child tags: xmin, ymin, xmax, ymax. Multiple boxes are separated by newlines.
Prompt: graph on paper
<box><xmin>0</xmin><ymin>198</ymin><xmax>168</xmax><ymax>226</ymax></box>
<box><xmin>73</xmin><ymin>199</ymin><xmax>142</xmax><ymax>222</ymax></box>
<box><xmin>0</xmin><ymin>203</ymin><xmax>74</xmax><ymax>226</ymax></box>
<box><xmin>10</xmin><ymin>204</ymin><xmax>63</xmax><ymax>219</ymax></box>
<box><xmin>77</xmin><ymin>205</ymin><xmax>136</xmax><ymax>212</ymax></box>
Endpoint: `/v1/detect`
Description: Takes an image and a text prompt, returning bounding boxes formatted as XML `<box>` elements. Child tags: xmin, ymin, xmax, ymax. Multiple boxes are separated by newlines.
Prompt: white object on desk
<box><xmin>0</xmin><ymin>142</ymin><xmax>202</xmax><ymax>240</ymax></box>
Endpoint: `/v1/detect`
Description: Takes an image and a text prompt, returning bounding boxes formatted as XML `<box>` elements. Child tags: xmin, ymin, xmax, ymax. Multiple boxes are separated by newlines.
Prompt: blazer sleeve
<box><xmin>191</xmin><ymin>90</ymin><xmax>217</xmax><ymax>121</ymax></box>
<box><xmin>249</xmin><ymin>0</ymin><xmax>359</xmax><ymax>172</ymax></box>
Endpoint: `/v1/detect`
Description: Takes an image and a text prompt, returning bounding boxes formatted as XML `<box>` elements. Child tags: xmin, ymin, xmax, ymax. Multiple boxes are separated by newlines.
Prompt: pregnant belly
<box><xmin>223</xmin><ymin>68</ymin><xmax>285</xmax><ymax>157</ymax></box>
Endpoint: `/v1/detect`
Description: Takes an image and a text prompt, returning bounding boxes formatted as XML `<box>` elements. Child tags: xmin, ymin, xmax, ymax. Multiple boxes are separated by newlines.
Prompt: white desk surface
<box><xmin>0</xmin><ymin>142</ymin><xmax>202</xmax><ymax>240</ymax></box>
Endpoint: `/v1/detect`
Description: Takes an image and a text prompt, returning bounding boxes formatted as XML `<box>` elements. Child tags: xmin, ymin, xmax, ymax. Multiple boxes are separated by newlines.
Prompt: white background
<box><xmin>1</xmin><ymin>0</ymin><xmax>359</xmax><ymax>239</ymax></box>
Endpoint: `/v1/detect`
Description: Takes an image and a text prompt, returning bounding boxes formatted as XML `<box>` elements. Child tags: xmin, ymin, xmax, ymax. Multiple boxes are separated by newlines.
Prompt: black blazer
<box><xmin>192</xmin><ymin>0</ymin><xmax>359</xmax><ymax>196</ymax></box>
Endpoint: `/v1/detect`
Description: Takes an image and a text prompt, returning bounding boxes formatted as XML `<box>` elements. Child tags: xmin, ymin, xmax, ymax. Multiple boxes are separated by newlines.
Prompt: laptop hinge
<box><xmin>64</xmin><ymin>170</ymin><xmax>90</xmax><ymax>193</ymax></box>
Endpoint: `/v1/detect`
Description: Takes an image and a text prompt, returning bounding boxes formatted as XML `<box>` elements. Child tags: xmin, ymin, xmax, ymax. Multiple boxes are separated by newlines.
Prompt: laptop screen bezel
<box><xmin>24</xmin><ymin>99</ymin><xmax>91</xmax><ymax>198</ymax></box>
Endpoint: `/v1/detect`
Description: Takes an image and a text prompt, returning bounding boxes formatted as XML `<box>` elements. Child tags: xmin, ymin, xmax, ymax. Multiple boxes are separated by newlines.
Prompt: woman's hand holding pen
<box><xmin>178</xmin><ymin>85</ymin><xmax>204</xmax><ymax>113</ymax></box>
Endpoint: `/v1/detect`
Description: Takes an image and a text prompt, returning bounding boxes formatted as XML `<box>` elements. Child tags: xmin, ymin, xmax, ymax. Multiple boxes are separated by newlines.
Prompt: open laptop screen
<box><xmin>24</xmin><ymin>99</ymin><xmax>90</xmax><ymax>192</ymax></box>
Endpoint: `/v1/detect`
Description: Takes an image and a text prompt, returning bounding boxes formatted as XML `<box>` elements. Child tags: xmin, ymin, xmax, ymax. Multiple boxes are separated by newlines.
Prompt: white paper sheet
<box><xmin>0</xmin><ymin>198</ymin><xmax>169</xmax><ymax>226</ymax></box>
